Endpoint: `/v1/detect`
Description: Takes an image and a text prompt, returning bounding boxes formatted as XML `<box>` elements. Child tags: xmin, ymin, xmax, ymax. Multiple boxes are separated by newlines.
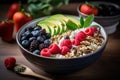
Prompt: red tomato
<box><xmin>13</xmin><ymin>12</ymin><xmax>32</xmax><ymax>32</ymax></box>
<box><xmin>80</xmin><ymin>3</ymin><xmax>98</xmax><ymax>16</ymax></box>
<box><xmin>6</xmin><ymin>3</ymin><xmax>20</xmax><ymax>19</ymax></box>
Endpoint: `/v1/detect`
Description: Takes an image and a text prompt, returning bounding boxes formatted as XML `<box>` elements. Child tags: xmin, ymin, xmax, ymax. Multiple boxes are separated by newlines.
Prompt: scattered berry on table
<box><xmin>4</xmin><ymin>57</ymin><xmax>16</xmax><ymax>69</ymax></box>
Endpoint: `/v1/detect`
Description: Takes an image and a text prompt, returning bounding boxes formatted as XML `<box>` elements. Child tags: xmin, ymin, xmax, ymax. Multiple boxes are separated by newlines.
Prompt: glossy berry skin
<box><xmin>60</xmin><ymin>39</ymin><xmax>72</xmax><ymax>49</ymax></box>
<box><xmin>33</xmin><ymin>50</ymin><xmax>40</xmax><ymax>55</ymax></box>
<box><xmin>80</xmin><ymin>3</ymin><xmax>98</xmax><ymax>16</ymax></box>
<box><xmin>49</xmin><ymin>43</ymin><xmax>61</xmax><ymax>54</ymax></box>
<box><xmin>72</xmin><ymin>39</ymin><xmax>80</xmax><ymax>46</ymax></box>
<box><xmin>6</xmin><ymin>3</ymin><xmax>20</xmax><ymax>19</ymax></box>
<box><xmin>41</xmin><ymin>48</ymin><xmax>51</xmax><ymax>57</ymax></box>
<box><xmin>0</xmin><ymin>21</ymin><xmax>14</xmax><ymax>42</ymax></box>
<box><xmin>75</xmin><ymin>31</ymin><xmax>86</xmax><ymax>42</ymax></box>
<box><xmin>21</xmin><ymin>40</ymin><xmax>30</xmax><ymax>48</ymax></box>
<box><xmin>60</xmin><ymin>46</ymin><xmax>70</xmax><ymax>55</ymax></box>
<box><xmin>13</xmin><ymin>12</ymin><xmax>32</xmax><ymax>32</ymax></box>
<box><xmin>4</xmin><ymin>57</ymin><xmax>16</xmax><ymax>69</ymax></box>
<box><xmin>85</xmin><ymin>27</ymin><xmax>96</xmax><ymax>36</ymax></box>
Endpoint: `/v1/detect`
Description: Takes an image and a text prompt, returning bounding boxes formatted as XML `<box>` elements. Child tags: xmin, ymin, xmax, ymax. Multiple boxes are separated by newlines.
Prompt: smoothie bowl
<box><xmin>16</xmin><ymin>14</ymin><xmax>107</xmax><ymax>74</ymax></box>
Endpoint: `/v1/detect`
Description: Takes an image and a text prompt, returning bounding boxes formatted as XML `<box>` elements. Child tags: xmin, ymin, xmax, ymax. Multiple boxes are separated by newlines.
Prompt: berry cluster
<box><xmin>20</xmin><ymin>25</ymin><xmax>51</xmax><ymax>55</ymax></box>
<box><xmin>41</xmin><ymin>26</ymin><xmax>98</xmax><ymax>57</ymax></box>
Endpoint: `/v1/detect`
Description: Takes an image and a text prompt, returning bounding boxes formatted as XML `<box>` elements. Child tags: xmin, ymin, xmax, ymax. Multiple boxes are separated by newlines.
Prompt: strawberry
<box><xmin>60</xmin><ymin>46</ymin><xmax>70</xmax><ymax>55</ymax></box>
<box><xmin>72</xmin><ymin>39</ymin><xmax>80</xmax><ymax>46</ymax></box>
<box><xmin>60</xmin><ymin>39</ymin><xmax>72</xmax><ymax>49</ymax></box>
<box><xmin>75</xmin><ymin>31</ymin><xmax>86</xmax><ymax>42</ymax></box>
<box><xmin>0</xmin><ymin>20</ymin><xmax>14</xmax><ymax>42</ymax></box>
<box><xmin>49</xmin><ymin>43</ymin><xmax>61</xmax><ymax>54</ymax></box>
<box><xmin>80</xmin><ymin>2</ymin><xmax>98</xmax><ymax>16</ymax></box>
<box><xmin>4</xmin><ymin>57</ymin><xmax>16</xmax><ymax>69</ymax></box>
<box><xmin>41</xmin><ymin>48</ymin><xmax>51</xmax><ymax>57</ymax></box>
<box><xmin>6</xmin><ymin>3</ymin><xmax>20</xmax><ymax>19</ymax></box>
<box><xmin>13</xmin><ymin>12</ymin><xmax>32</xmax><ymax>32</ymax></box>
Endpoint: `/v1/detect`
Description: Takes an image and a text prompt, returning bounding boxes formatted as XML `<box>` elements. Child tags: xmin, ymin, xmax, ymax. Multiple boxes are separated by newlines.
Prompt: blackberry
<box><xmin>29</xmin><ymin>40</ymin><xmax>39</xmax><ymax>52</ymax></box>
<box><xmin>39</xmin><ymin>43</ymin><xmax>48</xmax><ymax>51</ymax></box>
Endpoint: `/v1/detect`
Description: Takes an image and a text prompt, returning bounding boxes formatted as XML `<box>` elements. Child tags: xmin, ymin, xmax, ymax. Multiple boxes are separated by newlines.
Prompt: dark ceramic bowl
<box><xmin>77</xmin><ymin>1</ymin><xmax>120</xmax><ymax>34</ymax></box>
<box><xmin>16</xmin><ymin>15</ymin><xmax>107</xmax><ymax>74</ymax></box>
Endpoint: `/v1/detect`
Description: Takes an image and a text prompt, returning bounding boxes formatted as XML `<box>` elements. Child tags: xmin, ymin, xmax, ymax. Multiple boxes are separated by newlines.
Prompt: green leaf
<box><xmin>83</xmin><ymin>14</ymin><xmax>94</xmax><ymax>28</ymax></box>
<box><xmin>80</xmin><ymin>16</ymin><xmax>84</xmax><ymax>28</ymax></box>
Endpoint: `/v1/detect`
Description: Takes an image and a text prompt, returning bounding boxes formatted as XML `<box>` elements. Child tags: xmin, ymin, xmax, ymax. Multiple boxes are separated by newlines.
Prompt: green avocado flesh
<box><xmin>37</xmin><ymin>14</ymin><xmax>81</xmax><ymax>36</ymax></box>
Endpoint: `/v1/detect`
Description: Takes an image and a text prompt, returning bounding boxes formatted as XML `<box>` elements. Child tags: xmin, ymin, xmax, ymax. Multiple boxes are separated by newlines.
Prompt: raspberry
<box><xmin>4</xmin><ymin>57</ymin><xmax>16</xmax><ymax>69</ymax></box>
<box><xmin>49</xmin><ymin>43</ymin><xmax>61</xmax><ymax>54</ymax></box>
<box><xmin>41</xmin><ymin>48</ymin><xmax>51</xmax><ymax>57</ymax></box>
<box><xmin>60</xmin><ymin>46</ymin><xmax>70</xmax><ymax>55</ymax></box>
<box><xmin>29</xmin><ymin>40</ymin><xmax>39</xmax><ymax>52</ymax></box>
<box><xmin>72</xmin><ymin>39</ymin><xmax>80</xmax><ymax>46</ymax></box>
<box><xmin>75</xmin><ymin>31</ymin><xmax>86</xmax><ymax>42</ymax></box>
<box><xmin>91</xmin><ymin>27</ymin><xmax>98</xmax><ymax>32</ymax></box>
<box><xmin>85</xmin><ymin>27</ymin><xmax>94</xmax><ymax>36</ymax></box>
<box><xmin>60</xmin><ymin>39</ymin><xmax>72</xmax><ymax>49</ymax></box>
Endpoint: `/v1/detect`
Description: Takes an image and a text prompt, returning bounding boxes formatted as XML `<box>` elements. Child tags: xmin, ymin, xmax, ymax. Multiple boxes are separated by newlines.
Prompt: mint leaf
<box><xmin>83</xmin><ymin>14</ymin><xmax>94</xmax><ymax>28</ymax></box>
<box><xmin>80</xmin><ymin>16</ymin><xmax>84</xmax><ymax>28</ymax></box>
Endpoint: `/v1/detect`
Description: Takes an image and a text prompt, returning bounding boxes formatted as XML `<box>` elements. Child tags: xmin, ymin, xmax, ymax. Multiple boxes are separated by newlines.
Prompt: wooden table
<box><xmin>0</xmin><ymin>3</ymin><xmax>120</xmax><ymax>80</ymax></box>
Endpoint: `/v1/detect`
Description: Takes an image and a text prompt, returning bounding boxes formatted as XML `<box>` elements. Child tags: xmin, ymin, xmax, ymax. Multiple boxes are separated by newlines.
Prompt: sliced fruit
<box><xmin>37</xmin><ymin>23</ymin><xmax>51</xmax><ymax>33</ymax></box>
<box><xmin>38</xmin><ymin>21</ymin><xmax>57</xmax><ymax>36</ymax></box>
<box><xmin>66</xmin><ymin>16</ymin><xmax>81</xmax><ymax>30</ymax></box>
<box><xmin>50</xmin><ymin>14</ymin><xmax>69</xmax><ymax>22</ymax></box>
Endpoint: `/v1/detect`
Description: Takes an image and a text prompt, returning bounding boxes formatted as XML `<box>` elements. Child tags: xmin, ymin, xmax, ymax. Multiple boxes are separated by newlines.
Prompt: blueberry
<box><xmin>44</xmin><ymin>40</ymin><xmax>51</xmax><ymax>46</ymax></box>
<box><xmin>21</xmin><ymin>36</ymin><xmax>27</xmax><ymax>41</ymax></box>
<box><xmin>31</xmin><ymin>30</ymin><xmax>40</xmax><ymax>37</ymax></box>
<box><xmin>24</xmin><ymin>31</ymin><xmax>32</xmax><ymax>38</ymax></box>
<box><xmin>45</xmin><ymin>33</ymin><xmax>51</xmax><ymax>39</ymax></box>
<box><xmin>37</xmin><ymin>36</ymin><xmax>44</xmax><ymax>43</ymax></box>
<box><xmin>29</xmin><ymin>37</ymin><xmax>36</xmax><ymax>42</ymax></box>
<box><xmin>33</xmin><ymin>50</ymin><xmax>40</xmax><ymax>55</ymax></box>
<box><xmin>34</xmin><ymin>27</ymin><xmax>41</xmax><ymax>30</ymax></box>
<box><xmin>42</xmin><ymin>35</ymin><xmax>46</xmax><ymax>40</ymax></box>
<box><xmin>21</xmin><ymin>40</ymin><xmax>30</xmax><ymax>48</ymax></box>
<box><xmin>25</xmin><ymin>27</ymin><xmax>33</xmax><ymax>31</ymax></box>
<box><xmin>64</xmin><ymin>36</ymin><xmax>69</xmax><ymax>39</ymax></box>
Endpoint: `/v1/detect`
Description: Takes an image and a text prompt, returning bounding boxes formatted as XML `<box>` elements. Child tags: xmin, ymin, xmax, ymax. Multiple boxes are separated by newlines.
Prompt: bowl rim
<box><xmin>77</xmin><ymin>1</ymin><xmax>120</xmax><ymax>19</ymax></box>
<box><xmin>16</xmin><ymin>14</ymin><xmax>108</xmax><ymax>60</ymax></box>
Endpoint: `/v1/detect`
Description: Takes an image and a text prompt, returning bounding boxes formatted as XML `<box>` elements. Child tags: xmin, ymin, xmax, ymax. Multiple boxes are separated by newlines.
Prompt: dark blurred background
<box><xmin>0</xmin><ymin>0</ymin><xmax>120</xmax><ymax>5</ymax></box>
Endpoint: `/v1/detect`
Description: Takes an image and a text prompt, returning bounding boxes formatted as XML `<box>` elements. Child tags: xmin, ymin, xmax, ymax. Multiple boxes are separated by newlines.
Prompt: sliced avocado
<box><xmin>37</xmin><ymin>23</ymin><xmax>51</xmax><ymax>33</ymax></box>
<box><xmin>44</xmin><ymin>18</ymin><xmax>64</xmax><ymax>34</ymax></box>
<box><xmin>50</xmin><ymin>14</ymin><xmax>69</xmax><ymax>23</ymax></box>
<box><xmin>66</xmin><ymin>16</ymin><xmax>81</xmax><ymax>30</ymax></box>
<box><xmin>38</xmin><ymin>21</ymin><xmax>57</xmax><ymax>36</ymax></box>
